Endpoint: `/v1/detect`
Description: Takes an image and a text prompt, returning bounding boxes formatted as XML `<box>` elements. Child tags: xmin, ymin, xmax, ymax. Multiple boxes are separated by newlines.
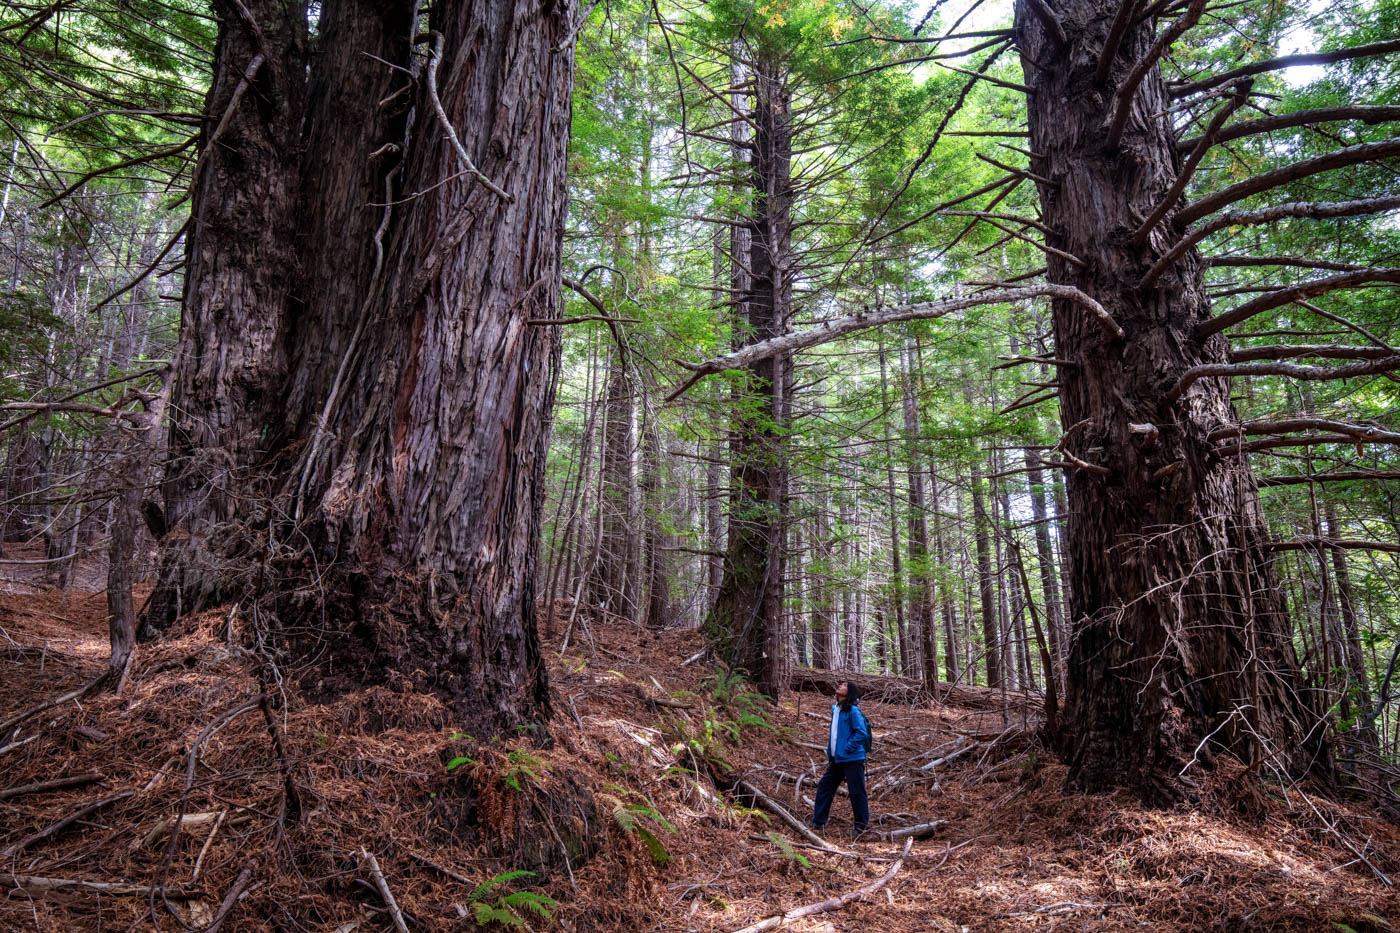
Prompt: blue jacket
<box><xmin>827</xmin><ymin>703</ymin><xmax>869</xmax><ymax>763</ymax></box>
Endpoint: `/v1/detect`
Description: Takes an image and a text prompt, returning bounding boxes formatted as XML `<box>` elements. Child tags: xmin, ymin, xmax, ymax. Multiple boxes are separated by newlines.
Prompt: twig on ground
<box><xmin>203</xmin><ymin>862</ymin><xmax>254</xmax><ymax>933</ymax></box>
<box><xmin>0</xmin><ymin>875</ymin><xmax>200</xmax><ymax>897</ymax></box>
<box><xmin>729</xmin><ymin>837</ymin><xmax>914</xmax><ymax>933</ymax></box>
<box><xmin>191</xmin><ymin>810</ymin><xmax>228</xmax><ymax>882</ymax></box>
<box><xmin>0</xmin><ymin>771</ymin><xmax>104</xmax><ymax>800</ymax></box>
<box><xmin>360</xmin><ymin>847</ymin><xmax>410</xmax><ymax>933</ymax></box>
<box><xmin>0</xmin><ymin>790</ymin><xmax>133</xmax><ymax>858</ymax></box>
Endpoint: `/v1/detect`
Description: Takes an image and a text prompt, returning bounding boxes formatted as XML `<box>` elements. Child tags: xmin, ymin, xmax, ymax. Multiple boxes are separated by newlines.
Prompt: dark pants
<box><xmin>811</xmin><ymin>759</ymin><xmax>869</xmax><ymax>831</ymax></box>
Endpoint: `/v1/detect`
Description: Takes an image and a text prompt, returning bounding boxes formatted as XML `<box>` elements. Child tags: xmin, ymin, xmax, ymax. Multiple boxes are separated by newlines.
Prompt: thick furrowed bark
<box><xmin>149</xmin><ymin>0</ymin><xmax>575</xmax><ymax>741</ymax></box>
<box><xmin>1013</xmin><ymin>0</ymin><xmax>1325</xmax><ymax>799</ymax></box>
<box><xmin>142</xmin><ymin>0</ymin><xmax>308</xmax><ymax>634</ymax></box>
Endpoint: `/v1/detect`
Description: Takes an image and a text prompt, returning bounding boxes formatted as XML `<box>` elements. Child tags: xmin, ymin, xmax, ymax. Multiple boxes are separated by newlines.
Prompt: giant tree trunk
<box><xmin>1013</xmin><ymin>0</ymin><xmax>1325</xmax><ymax>797</ymax></box>
<box><xmin>142</xmin><ymin>0</ymin><xmax>308</xmax><ymax>632</ymax></box>
<box><xmin>149</xmin><ymin>0</ymin><xmax>575</xmax><ymax>739</ymax></box>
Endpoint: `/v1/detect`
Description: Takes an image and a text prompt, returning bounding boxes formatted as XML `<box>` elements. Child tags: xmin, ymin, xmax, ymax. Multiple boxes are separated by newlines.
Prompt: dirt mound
<box><xmin>2</xmin><ymin>603</ymin><xmax>1398</xmax><ymax>931</ymax></box>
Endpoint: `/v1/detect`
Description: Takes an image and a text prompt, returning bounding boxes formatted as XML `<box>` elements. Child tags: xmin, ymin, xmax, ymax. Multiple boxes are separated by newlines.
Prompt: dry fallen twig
<box><xmin>360</xmin><ymin>847</ymin><xmax>410</xmax><ymax>933</ymax></box>
<box><xmin>729</xmin><ymin>837</ymin><xmax>914</xmax><ymax>933</ymax></box>
<box><xmin>0</xmin><ymin>771</ymin><xmax>104</xmax><ymax>801</ymax></box>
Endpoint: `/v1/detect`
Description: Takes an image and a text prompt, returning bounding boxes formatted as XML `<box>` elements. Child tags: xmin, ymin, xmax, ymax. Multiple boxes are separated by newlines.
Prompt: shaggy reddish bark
<box><xmin>147</xmin><ymin>0</ymin><xmax>576</xmax><ymax>737</ymax></box>
<box><xmin>1012</xmin><ymin>0</ymin><xmax>1325</xmax><ymax>798</ymax></box>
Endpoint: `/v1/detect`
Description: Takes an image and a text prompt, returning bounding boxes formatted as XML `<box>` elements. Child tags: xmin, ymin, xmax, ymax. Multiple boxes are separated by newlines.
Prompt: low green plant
<box><xmin>504</xmin><ymin>750</ymin><xmax>545</xmax><ymax>791</ymax></box>
<box><xmin>466</xmin><ymin>869</ymin><xmax>555</xmax><ymax>929</ymax></box>
<box><xmin>766</xmin><ymin>831</ymin><xmax>811</xmax><ymax>868</ymax></box>
<box><xmin>599</xmin><ymin>787</ymin><xmax>676</xmax><ymax>865</ymax></box>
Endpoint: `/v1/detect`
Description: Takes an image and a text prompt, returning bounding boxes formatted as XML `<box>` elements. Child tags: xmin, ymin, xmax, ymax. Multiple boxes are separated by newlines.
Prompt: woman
<box><xmin>807</xmin><ymin>681</ymin><xmax>870</xmax><ymax>840</ymax></box>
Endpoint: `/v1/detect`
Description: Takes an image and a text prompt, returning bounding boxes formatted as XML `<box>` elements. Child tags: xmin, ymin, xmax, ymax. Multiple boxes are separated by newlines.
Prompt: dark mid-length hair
<box><xmin>840</xmin><ymin>682</ymin><xmax>860</xmax><ymax>712</ymax></box>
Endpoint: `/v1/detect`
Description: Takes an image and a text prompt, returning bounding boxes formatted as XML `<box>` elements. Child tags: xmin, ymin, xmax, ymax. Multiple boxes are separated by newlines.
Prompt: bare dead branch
<box><xmin>1104</xmin><ymin>0</ymin><xmax>1207</xmax><ymax>149</ymax></box>
<box><xmin>1267</xmin><ymin>538</ymin><xmax>1400</xmax><ymax>555</ymax></box>
<box><xmin>1096</xmin><ymin>0</ymin><xmax>1143</xmax><ymax>85</ymax></box>
<box><xmin>1134</xmin><ymin>80</ymin><xmax>1251</xmax><ymax>245</ymax></box>
<box><xmin>1207</xmin><ymin>254</ymin><xmax>1366</xmax><ymax>273</ymax></box>
<box><xmin>1229</xmin><ymin>344</ymin><xmax>1396</xmax><ymax>363</ymax></box>
<box><xmin>1208</xmin><ymin>417</ymin><xmax>1400</xmax><ymax>444</ymax></box>
<box><xmin>1168</xmin><ymin>355</ymin><xmax>1400</xmax><ymax>402</ymax></box>
<box><xmin>1259</xmin><ymin>469</ymin><xmax>1400</xmax><ymax>487</ymax></box>
<box><xmin>1142</xmin><ymin>196</ymin><xmax>1400</xmax><ymax>288</ymax></box>
<box><xmin>423</xmin><ymin>32</ymin><xmax>512</xmax><ymax>202</ymax></box>
<box><xmin>666</xmin><ymin>285</ymin><xmax>1117</xmax><ymax>401</ymax></box>
<box><xmin>729</xmin><ymin>838</ymin><xmax>913</xmax><ymax>933</ymax></box>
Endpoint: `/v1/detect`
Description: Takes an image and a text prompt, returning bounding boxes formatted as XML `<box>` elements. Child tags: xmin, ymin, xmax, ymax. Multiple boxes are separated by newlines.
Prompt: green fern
<box><xmin>504</xmin><ymin>750</ymin><xmax>545</xmax><ymax>791</ymax></box>
<box><xmin>473</xmin><ymin>902</ymin><xmax>526</xmax><ymax>928</ymax></box>
<box><xmin>767</xmin><ymin>832</ymin><xmax>811</xmax><ymax>868</ymax></box>
<box><xmin>601</xmin><ymin>792</ymin><xmax>677</xmax><ymax>865</ymax></box>
<box><xmin>466</xmin><ymin>870</ymin><xmax>555</xmax><ymax>928</ymax></box>
<box><xmin>501</xmin><ymin>890</ymin><xmax>557</xmax><ymax>919</ymax></box>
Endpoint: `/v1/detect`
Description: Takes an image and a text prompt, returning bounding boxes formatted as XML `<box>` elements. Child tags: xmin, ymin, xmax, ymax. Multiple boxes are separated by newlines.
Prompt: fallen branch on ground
<box><xmin>204</xmin><ymin>862</ymin><xmax>255</xmax><ymax>933</ymax></box>
<box><xmin>0</xmin><ymin>790</ymin><xmax>133</xmax><ymax>858</ymax></box>
<box><xmin>0</xmin><ymin>772</ymin><xmax>105</xmax><ymax>800</ymax></box>
<box><xmin>360</xmin><ymin>847</ymin><xmax>410</xmax><ymax>933</ymax></box>
<box><xmin>730</xmin><ymin>778</ymin><xmax>847</xmax><ymax>855</ymax></box>
<box><xmin>878</xmin><ymin>820</ymin><xmax>947</xmax><ymax>840</ymax></box>
<box><xmin>729</xmin><ymin>837</ymin><xmax>914</xmax><ymax>933</ymax></box>
<box><xmin>0</xmin><ymin>874</ymin><xmax>200</xmax><ymax>898</ymax></box>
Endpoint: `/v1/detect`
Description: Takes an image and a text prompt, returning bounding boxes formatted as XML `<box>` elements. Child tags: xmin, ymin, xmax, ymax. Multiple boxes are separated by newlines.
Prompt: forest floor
<box><xmin>2</xmin><ymin>572</ymin><xmax>1400</xmax><ymax>931</ymax></box>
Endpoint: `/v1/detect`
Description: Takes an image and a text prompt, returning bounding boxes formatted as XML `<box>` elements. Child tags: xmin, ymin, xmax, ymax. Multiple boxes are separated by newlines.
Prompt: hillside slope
<box><xmin>2</xmin><ymin>587</ymin><xmax>1398</xmax><ymax>931</ymax></box>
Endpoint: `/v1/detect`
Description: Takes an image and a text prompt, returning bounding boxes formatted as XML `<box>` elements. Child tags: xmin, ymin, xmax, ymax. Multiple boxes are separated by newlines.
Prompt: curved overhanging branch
<box><xmin>1134</xmin><ymin>79</ymin><xmax>1251</xmax><ymax>246</ymax></box>
<box><xmin>1194</xmin><ymin>267</ymin><xmax>1400</xmax><ymax>338</ymax></box>
<box><xmin>1174</xmin><ymin>138</ymin><xmax>1400</xmax><ymax>227</ymax></box>
<box><xmin>1170</xmin><ymin>38</ymin><xmax>1400</xmax><ymax>98</ymax></box>
<box><xmin>665</xmin><ymin>284</ymin><xmax>1118</xmax><ymax>402</ymax></box>
<box><xmin>1167</xmin><ymin>354</ymin><xmax>1400</xmax><ymax>403</ymax></box>
<box><xmin>1266</xmin><ymin>537</ymin><xmax>1400</xmax><ymax>555</ymax></box>
<box><xmin>1140</xmin><ymin>197</ymin><xmax>1400</xmax><ymax>289</ymax></box>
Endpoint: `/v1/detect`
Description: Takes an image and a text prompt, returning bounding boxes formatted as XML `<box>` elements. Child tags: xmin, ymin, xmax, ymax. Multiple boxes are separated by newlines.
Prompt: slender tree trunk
<box><xmin>1015</xmin><ymin>0</ymin><xmax>1326</xmax><ymax>796</ymax></box>
<box><xmin>591</xmin><ymin>353</ymin><xmax>635</xmax><ymax>617</ymax></box>
<box><xmin>900</xmin><ymin>340</ymin><xmax>937</xmax><ymax>688</ymax></box>
<box><xmin>707</xmin><ymin>53</ymin><xmax>792</xmax><ymax>698</ymax></box>
<box><xmin>970</xmin><ymin>454</ymin><xmax>1001</xmax><ymax>688</ymax></box>
<box><xmin>877</xmin><ymin>333</ymin><xmax>908</xmax><ymax>675</ymax></box>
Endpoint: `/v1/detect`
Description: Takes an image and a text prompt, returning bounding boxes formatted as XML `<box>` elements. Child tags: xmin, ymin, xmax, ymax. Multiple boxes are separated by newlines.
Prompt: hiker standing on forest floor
<box><xmin>807</xmin><ymin>681</ymin><xmax>871</xmax><ymax>840</ymax></box>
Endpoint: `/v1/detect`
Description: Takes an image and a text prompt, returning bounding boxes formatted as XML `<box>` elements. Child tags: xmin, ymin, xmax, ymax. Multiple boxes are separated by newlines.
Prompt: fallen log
<box><xmin>879</xmin><ymin>820</ymin><xmax>946</xmax><ymax>840</ymax></box>
<box><xmin>729</xmin><ymin>837</ymin><xmax>914</xmax><ymax>933</ymax></box>
<box><xmin>789</xmin><ymin>667</ymin><xmax>1034</xmax><ymax>711</ymax></box>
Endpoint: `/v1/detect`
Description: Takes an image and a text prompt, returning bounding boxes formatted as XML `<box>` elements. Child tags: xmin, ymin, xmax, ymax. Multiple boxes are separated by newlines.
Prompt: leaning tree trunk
<box><xmin>1013</xmin><ymin>0</ymin><xmax>1325</xmax><ymax>798</ymax></box>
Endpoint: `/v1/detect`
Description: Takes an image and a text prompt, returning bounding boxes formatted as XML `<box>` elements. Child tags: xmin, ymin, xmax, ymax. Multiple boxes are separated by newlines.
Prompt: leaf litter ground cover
<box><xmin>1</xmin><ymin>575</ymin><xmax>1398</xmax><ymax>931</ymax></box>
